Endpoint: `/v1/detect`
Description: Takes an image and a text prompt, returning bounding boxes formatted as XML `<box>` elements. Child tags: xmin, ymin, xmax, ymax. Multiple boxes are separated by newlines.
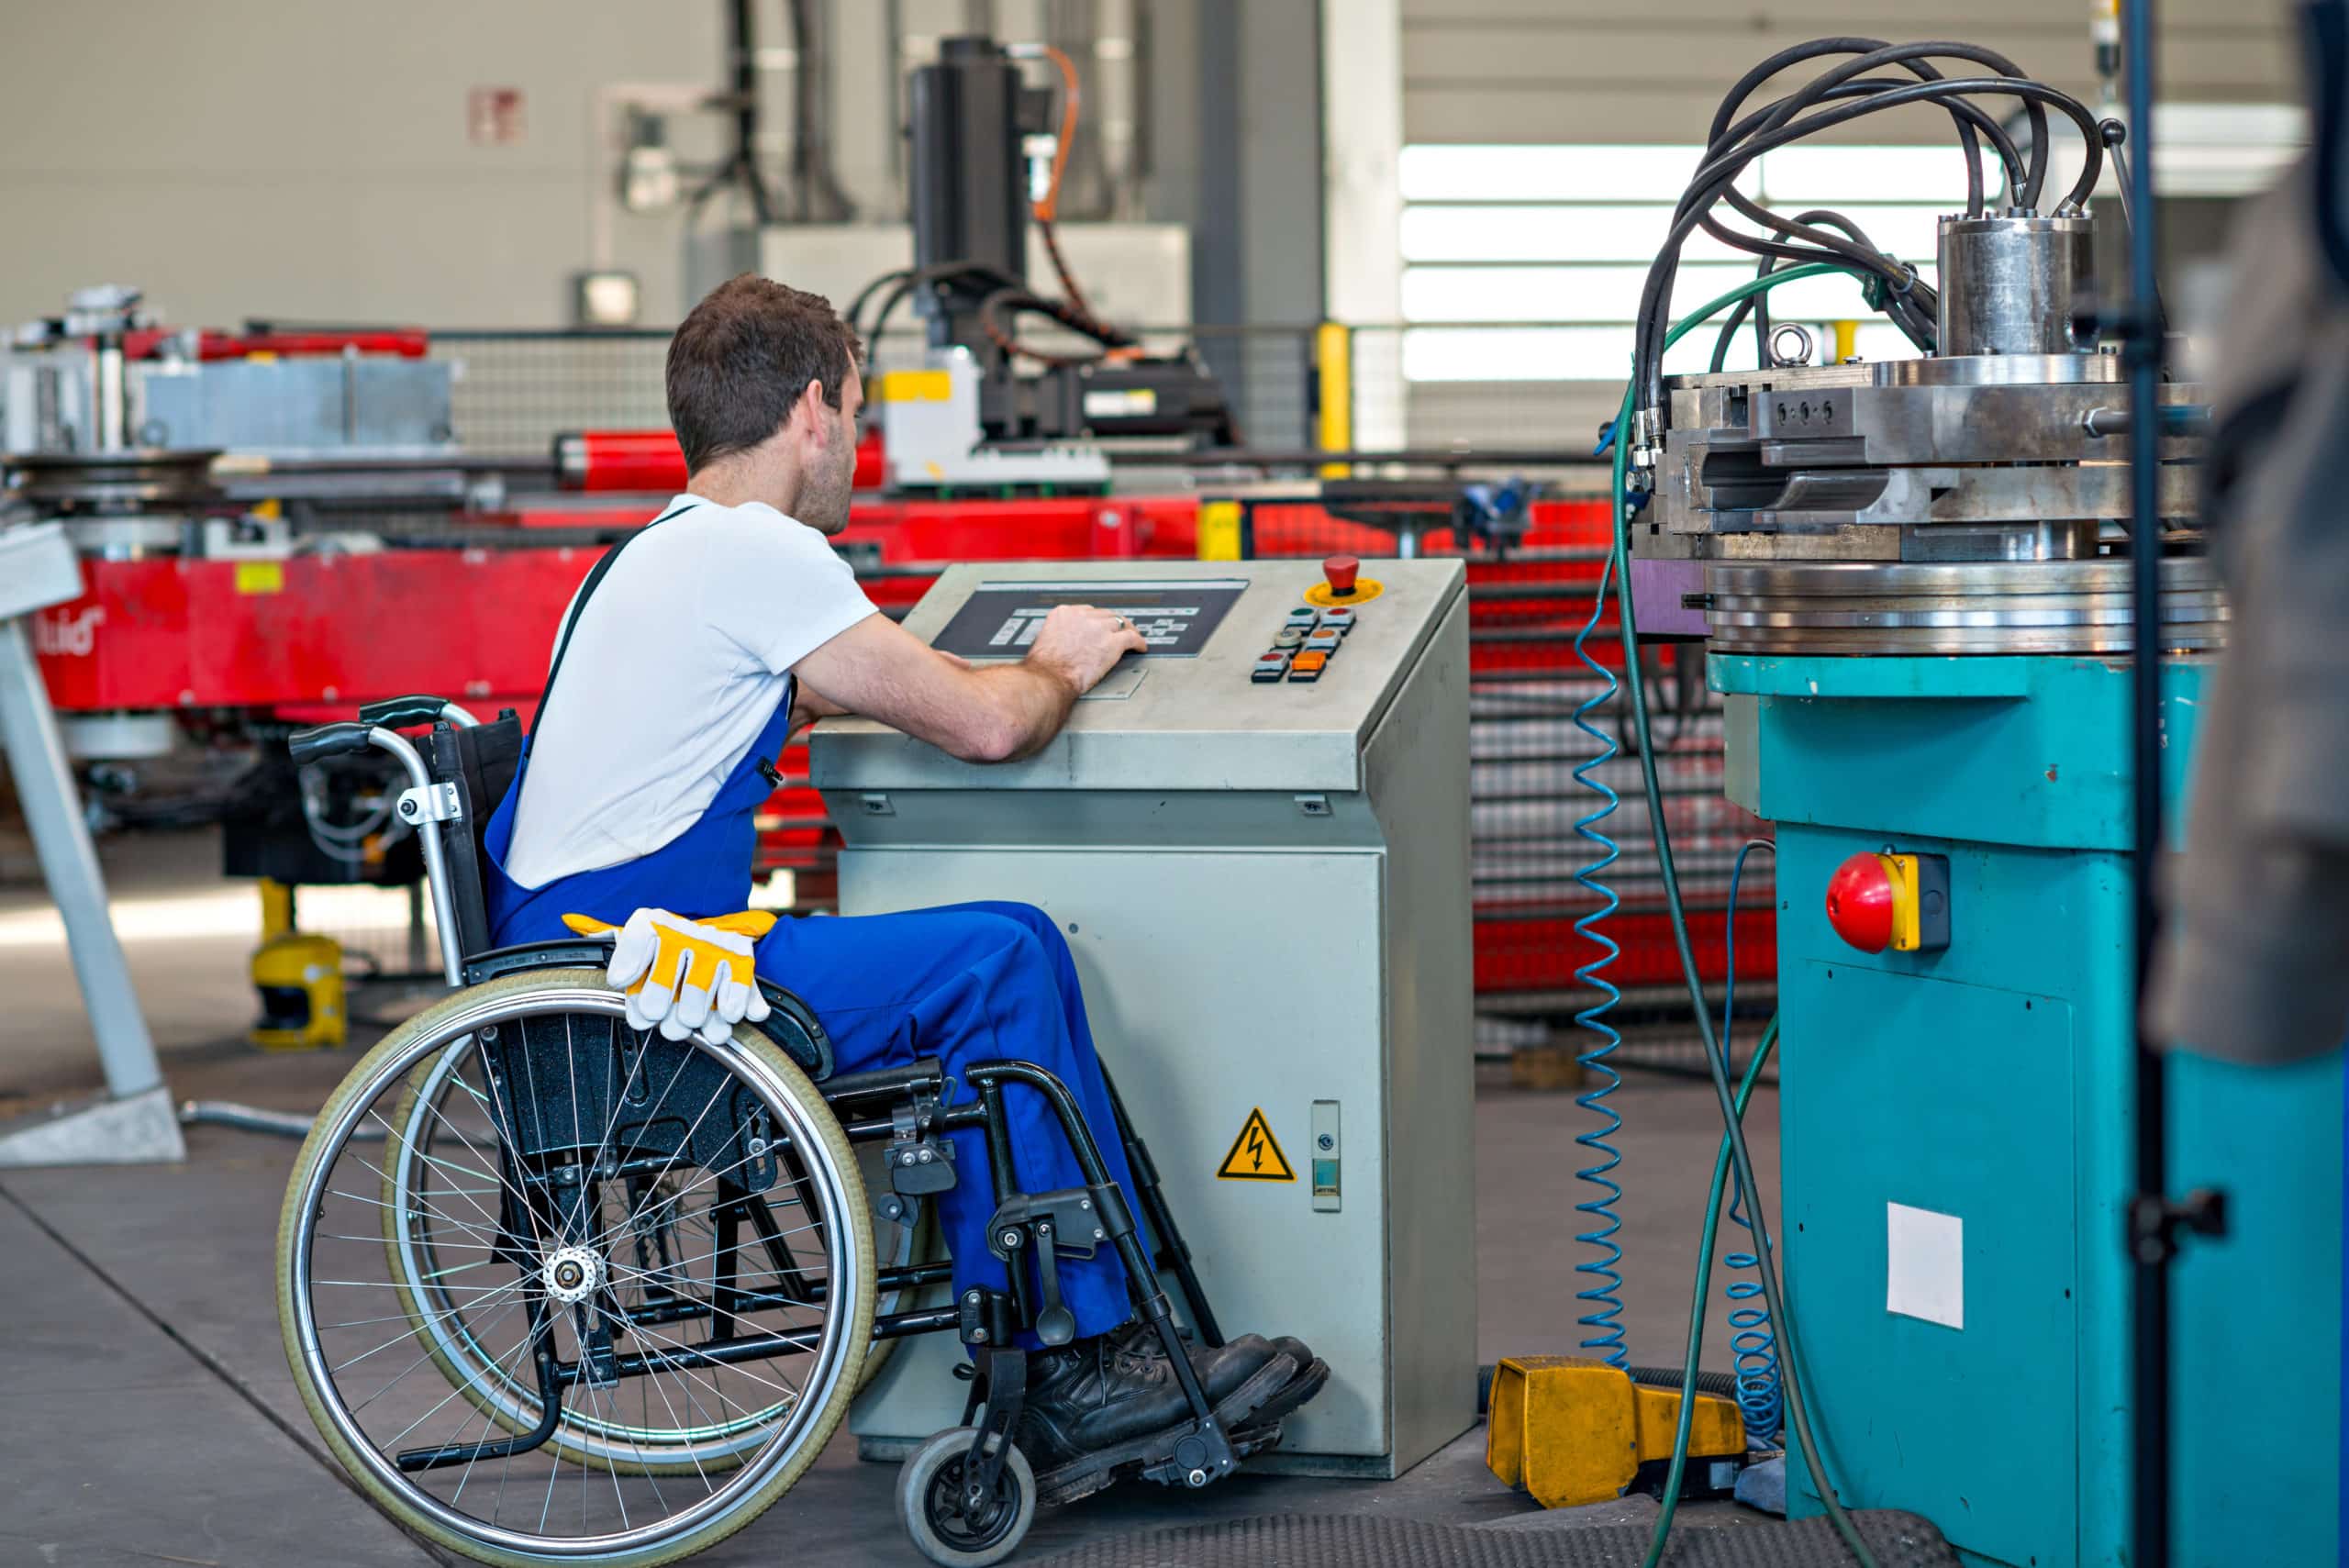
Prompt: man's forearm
<box><xmin>977</xmin><ymin>662</ymin><xmax>1082</xmax><ymax>761</ymax></box>
<box><xmin>787</xmin><ymin>685</ymin><xmax>852</xmax><ymax>738</ymax></box>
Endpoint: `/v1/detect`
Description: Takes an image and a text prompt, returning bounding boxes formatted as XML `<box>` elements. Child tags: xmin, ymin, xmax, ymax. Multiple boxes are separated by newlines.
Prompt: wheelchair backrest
<box><xmin>421</xmin><ymin>711</ymin><xmax>523</xmax><ymax>964</ymax></box>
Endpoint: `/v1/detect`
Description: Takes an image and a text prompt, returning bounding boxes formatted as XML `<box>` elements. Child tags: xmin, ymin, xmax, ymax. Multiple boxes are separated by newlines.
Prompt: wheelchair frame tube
<box><xmin>964</xmin><ymin>1077</ymin><xmax>1041</xmax><ymax>1329</ymax></box>
<box><xmin>957</xmin><ymin>1061</ymin><xmax>1225</xmax><ymax>1430</ymax></box>
<box><xmin>363</xmin><ymin>727</ymin><xmax>465</xmax><ymax>985</ymax></box>
<box><xmin>1105</xmin><ymin>1067</ymin><xmax>1226</xmax><ymax>1349</ymax></box>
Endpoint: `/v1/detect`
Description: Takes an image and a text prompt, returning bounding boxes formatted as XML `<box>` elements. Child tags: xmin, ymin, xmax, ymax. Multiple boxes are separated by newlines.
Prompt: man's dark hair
<box><xmin>665</xmin><ymin>274</ymin><xmax>863</xmax><ymax>473</ymax></box>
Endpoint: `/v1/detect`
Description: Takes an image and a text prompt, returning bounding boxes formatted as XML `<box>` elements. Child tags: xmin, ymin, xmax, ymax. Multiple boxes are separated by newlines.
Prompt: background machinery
<box><xmin>1581</xmin><ymin>33</ymin><xmax>2339</xmax><ymax>1568</ymax></box>
<box><xmin>2</xmin><ymin>35</ymin><xmax>1741</xmax><ymax>1190</ymax></box>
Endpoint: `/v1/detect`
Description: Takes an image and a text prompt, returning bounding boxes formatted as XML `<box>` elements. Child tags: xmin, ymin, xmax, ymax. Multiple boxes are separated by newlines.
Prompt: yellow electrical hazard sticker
<box><xmin>1216</xmin><ymin>1107</ymin><xmax>1295</xmax><ymax>1182</ymax></box>
<box><xmin>235</xmin><ymin>562</ymin><xmax>285</xmax><ymax>595</ymax></box>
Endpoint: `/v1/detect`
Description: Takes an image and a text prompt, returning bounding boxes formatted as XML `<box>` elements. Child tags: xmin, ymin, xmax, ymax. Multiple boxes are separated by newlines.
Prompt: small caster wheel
<box><xmin>897</xmin><ymin>1425</ymin><xmax>1036</xmax><ymax>1567</ymax></box>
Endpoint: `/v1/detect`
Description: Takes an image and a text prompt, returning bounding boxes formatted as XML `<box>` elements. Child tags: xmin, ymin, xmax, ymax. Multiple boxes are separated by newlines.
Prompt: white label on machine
<box><xmin>1886</xmin><ymin>1202</ymin><xmax>1964</xmax><ymax>1329</ymax></box>
<box><xmin>1084</xmin><ymin>387</ymin><xmax>1158</xmax><ymax>417</ymax></box>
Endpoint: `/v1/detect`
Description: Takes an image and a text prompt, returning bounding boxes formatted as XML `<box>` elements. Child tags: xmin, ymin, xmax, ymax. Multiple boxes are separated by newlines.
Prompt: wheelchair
<box><xmin>273</xmin><ymin>695</ymin><xmax>1281</xmax><ymax>1568</ymax></box>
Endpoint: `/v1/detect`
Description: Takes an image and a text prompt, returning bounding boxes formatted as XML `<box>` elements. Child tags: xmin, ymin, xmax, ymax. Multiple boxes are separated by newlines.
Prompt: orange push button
<box><xmin>1288</xmin><ymin>651</ymin><xmax>1329</xmax><ymax>683</ymax></box>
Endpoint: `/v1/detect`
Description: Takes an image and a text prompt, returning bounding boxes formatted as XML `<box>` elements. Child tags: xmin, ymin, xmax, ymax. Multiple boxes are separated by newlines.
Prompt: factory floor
<box><xmin>0</xmin><ymin>830</ymin><xmax>1776</xmax><ymax>1567</ymax></box>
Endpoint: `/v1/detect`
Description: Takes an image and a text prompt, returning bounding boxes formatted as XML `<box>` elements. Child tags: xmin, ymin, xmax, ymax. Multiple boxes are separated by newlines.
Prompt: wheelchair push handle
<box><xmin>357</xmin><ymin>694</ymin><xmax>482</xmax><ymax>730</ymax></box>
<box><xmin>286</xmin><ymin>721</ymin><xmax>376</xmax><ymax>767</ymax></box>
<box><xmin>284</xmin><ymin>718</ymin><xmax>467</xmax><ymax>988</ymax></box>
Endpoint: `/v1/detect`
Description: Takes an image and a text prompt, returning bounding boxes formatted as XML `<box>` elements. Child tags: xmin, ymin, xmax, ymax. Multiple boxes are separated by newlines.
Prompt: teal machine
<box><xmin>1609</xmin><ymin>44</ymin><xmax>2346</xmax><ymax>1564</ymax></box>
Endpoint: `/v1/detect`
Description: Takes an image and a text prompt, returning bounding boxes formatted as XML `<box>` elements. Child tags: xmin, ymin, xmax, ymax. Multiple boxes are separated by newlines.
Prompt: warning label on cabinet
<box><xmin>1215</xmin><ymin>1108</ymin><xmax>1296</xmax><ymax>1182</ymax></box>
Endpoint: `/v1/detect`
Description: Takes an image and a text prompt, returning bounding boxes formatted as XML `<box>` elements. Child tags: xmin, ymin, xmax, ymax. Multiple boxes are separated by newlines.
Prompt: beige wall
<box><xmin>1400</xmin><ymin>0</ymin><xmax>2300</xmax><ymax>144</ymax></box>
<box><xmin>0</xmin><ymin>2</ymin><xmax>725</xmax><ymax>328</ymax></box>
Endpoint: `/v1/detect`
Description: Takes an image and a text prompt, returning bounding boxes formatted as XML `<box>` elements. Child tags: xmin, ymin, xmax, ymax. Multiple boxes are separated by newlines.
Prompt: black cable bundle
<box><xmin>842</xmin><ymin>260</ymin><xmax>1137</xmax><ymax>367</ymax></box>
<box><xmin>1631</xmin><ymin>39</ymin><xmax>2108</xmax><ymax>428</ymax></box>
<box><xmin>842</xmin><ymin>261</ymin><xmax>1023</xmax><ymax>348</ymax></box>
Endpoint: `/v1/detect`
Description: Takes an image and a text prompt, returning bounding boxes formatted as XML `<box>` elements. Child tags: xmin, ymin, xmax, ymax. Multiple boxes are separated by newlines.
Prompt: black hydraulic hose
<box><xmin>1643</xmin><ymin>67</ymin><xmax>2096</xmax><ymax>393</ymax></box>
<box><xmin>1637</xmin><ymin>39</ymin><xmax>2092</xmax><ymax>395</ymax></box>
<box><xmin>1687</xmin><ymin>76</ymin><xmax>2099</xmax><ymax>250</ymax></box>
<box><xmin>852</xmin><ymin>260</ymin><xmax>1026</xmax><ymax>345</ymax></box>
<box><xmin>1637</xmin><ymin>76</ymin><xmax>2104</xmax><ymax>411</ymax></box>
<box><xmin>1704</xmin><ymin>39</ymin><xmax>1998</xmax><ymax>217</ymax></box>
<box><xmin>1732</xmin><ymin>42</ymin><xmax>2052</xmax><ymax>210</ymax></box>
<box><xmin>1711</xmin><ymin>210</ymin><xmax>1918</xmax><ymax>372</ymax></box>
<box><xmin>1713</xmin><ymin>255</ymin><xmax>1778</xmax><ymax>373</ymax></box>
<box><xmin>1695</xmin><ymin>81</ymin><xmax>2025</xmax><ymax>301</ymax></box>
<box><xmin>975</xmin><ymin>285</ymin><xmax>1138</xmax><ymax>366</ymax></box>
<box><xmin>1649</xmin><ymin>76</ymin><xmax>2079</xmax><ymax>383</ymax></box>
<box><xmin>1699</xmin><ymin>80</ymin><xmax>2029</xmax><ymax>269</ymax></box>
<box><xmin>842</xmin><ymin>269</ymin><xmax>909</xmax><ymax>341</ymax></box>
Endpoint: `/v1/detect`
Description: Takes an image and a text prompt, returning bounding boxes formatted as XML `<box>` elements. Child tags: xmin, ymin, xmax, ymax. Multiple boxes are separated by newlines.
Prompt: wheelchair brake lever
<box><xmin>986</xmin><ymin>1189</ymin><xmax>1108</xmax><ymax>1350</ymax></box>
<box><xmin>1030</xmin><ymin>1219</ymin><xmax>1077</xmax><ymax>1347</ymax></box>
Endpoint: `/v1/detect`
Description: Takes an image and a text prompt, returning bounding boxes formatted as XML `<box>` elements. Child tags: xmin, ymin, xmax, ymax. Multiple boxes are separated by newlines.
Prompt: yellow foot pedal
<box><xmin>1486</xmin><ymin>1355</ymin><xmax>1746</xmax><ymax>1508</ymax></box>
<box><xmin>250</xmin><ymin>878</ymin><xmax>347</xmax><ymax>1050</ymax></box>
<box><xmin>250</xmin><ymin>930</ymin><xmax>347</xmax><ymax>1050</ymax></box>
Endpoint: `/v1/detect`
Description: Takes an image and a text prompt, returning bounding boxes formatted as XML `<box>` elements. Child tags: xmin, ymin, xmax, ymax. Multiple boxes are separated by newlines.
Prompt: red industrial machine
<box><xmin>28</xmin><ymin>463</ymin><xmax>1767</xmax><ymax>1011</ymax></box>
<box><xmin>8</xmin><ymin>291</ymin><xmax>1766</xmax><ymax>1036</ymax></box>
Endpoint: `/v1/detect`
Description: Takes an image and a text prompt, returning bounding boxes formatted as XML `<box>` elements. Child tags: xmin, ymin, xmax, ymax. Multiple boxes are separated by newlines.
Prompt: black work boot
<box><xmin>1111</xmin><ymin>1320</ymin><xmax>1293</xmax><ymax>1406</ymax></box>
<box><xmin>1014</xmin><ymin>1333</ymin><xmax>1197</xmax><ymax>1473</ymax></box>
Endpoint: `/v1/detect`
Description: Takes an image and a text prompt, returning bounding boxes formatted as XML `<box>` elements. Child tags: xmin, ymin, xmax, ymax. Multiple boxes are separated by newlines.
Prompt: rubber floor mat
<box><xmin>1030</xmin><ymin>1509</ymin><xmax>1961</xmax><ymax>1567</ymax></box>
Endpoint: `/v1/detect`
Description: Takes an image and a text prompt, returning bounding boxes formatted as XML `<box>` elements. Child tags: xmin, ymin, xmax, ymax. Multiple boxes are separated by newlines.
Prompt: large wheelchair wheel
<box><xmin>386</xmin><ymin>1044</ymin><xmax>934</xmax><ymax>1439</ymax></box>
<box><xmin>281</xmin><ymin>968</ymin><xmax>873</xmax><ymax>1567</ymax></box>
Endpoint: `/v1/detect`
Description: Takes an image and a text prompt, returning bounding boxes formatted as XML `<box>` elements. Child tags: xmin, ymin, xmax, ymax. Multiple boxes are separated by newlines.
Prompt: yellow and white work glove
<box><xmin>561</xmin><ymin>908</ymin><xmax>779</xmax><ymax>1046</ymax></box>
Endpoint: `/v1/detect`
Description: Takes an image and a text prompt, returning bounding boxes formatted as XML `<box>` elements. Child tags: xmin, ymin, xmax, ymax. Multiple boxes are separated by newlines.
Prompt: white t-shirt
<box><xmin>502</xmin><ymin>495</ymin><xmax>878</xmax><ymax>889</ymax></box>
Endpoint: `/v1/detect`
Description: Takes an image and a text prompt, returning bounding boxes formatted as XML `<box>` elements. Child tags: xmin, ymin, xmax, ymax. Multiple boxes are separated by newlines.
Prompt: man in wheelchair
<box><xmin>481</xmin><ymin>275</ymin><xmax>1324</xmax><ymax>1491</ymax></box>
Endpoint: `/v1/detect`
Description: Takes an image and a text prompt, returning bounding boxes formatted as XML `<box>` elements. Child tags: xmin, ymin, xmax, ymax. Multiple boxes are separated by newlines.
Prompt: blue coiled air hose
<box><xmin>1568</xmin><ymin>438</ymin><xmax>1630</xmax><ymax>1368</ymax></box>
<box><xmin>1569</xmin><ymin>261</ymin><xmax>1881</xmax><ymax>1568</ymax></box>
<box><xmin>1720</xmin><ymin>838</ymin><xmax>1782</xmax><ymax>1444</ymax></box>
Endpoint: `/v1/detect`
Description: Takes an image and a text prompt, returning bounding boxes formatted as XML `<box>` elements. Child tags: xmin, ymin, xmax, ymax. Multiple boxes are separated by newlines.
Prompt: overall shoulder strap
<box><xmin>530</xmin><ymin>501</ymin><xmax>696</xmax><ymax>735</ymax></box>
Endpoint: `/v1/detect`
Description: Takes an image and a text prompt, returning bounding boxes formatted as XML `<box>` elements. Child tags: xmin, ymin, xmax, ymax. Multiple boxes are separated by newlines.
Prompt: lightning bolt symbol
<box><xmin>1247</xmin><ymin>1124</ymin><xmax>1265</xmax><ymax>1171</ymax></box>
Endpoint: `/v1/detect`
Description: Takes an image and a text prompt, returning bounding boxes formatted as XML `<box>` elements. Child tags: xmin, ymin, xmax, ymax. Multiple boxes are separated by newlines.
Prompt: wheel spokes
<box><xmin>289</xmin><ymin>995</ymin><xmax>860</xmax><ymax>1554</ymax></box>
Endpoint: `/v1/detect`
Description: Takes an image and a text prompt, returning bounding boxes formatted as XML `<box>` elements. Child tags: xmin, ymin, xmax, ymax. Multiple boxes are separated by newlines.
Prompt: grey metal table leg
<box><xmin>0</xmin><ymin>525</ymin><xmax>181</xmax><ymax>1166</ymax></box>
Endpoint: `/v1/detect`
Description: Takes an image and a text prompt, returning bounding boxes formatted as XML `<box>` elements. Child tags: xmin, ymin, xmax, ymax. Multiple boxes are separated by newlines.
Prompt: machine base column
<box><xmin>0</xmin><ymin>524</ymin><xmax>182</xmax><ymax>1167</ymax></box>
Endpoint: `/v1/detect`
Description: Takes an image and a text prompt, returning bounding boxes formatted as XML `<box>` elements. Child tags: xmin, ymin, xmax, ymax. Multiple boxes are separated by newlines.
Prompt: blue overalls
<box><xmin>481</xmin><ymin>518</ymin><xmax>1139</xmax><ymax>1344</ymax></box>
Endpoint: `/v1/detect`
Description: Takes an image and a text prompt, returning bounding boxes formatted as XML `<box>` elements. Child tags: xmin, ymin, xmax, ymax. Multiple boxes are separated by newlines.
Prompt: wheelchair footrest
<box><xmin>1030</xmin><ymin>1350</ymin><xmax>1303</xmax><ymax>1510</ymax></box>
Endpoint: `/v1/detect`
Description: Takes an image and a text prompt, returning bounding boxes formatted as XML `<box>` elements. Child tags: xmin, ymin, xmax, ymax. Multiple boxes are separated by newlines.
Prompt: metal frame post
<box><xmin>2120</xmin><ymin>5</ymin><xmax>2178</xmax><ymax>1563</ymax></box>
<box><xmin>0</xmin><ymin>523</ymin><xmax>181</xmax><ymax>1165</ymax></box>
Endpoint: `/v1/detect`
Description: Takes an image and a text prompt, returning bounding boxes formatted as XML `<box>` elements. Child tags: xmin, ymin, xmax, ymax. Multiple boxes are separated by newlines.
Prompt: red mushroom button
<box><xmin>1825</xmin><ymin>852</ymin><xmax>1898</xmax><ymax>954</ymax></box>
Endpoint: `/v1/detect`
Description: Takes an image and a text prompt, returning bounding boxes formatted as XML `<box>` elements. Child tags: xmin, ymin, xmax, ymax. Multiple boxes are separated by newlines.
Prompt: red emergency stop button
<box><xmin>1825</xmin><ymin>850</ymin><xmax>1953</xmax><ymax>954</ymax></box>
<box><xmin>1323</xmin><ymin>555</ymin><xmax>1360</xmax><ymax>596</ymax></box>
<box><xmin>1825</xmin><ymin>853</ymin><xmax>1898</xmax><ymax>952</ymax></box>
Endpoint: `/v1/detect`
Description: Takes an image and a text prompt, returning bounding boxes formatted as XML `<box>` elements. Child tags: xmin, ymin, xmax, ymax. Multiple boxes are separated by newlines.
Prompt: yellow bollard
<box><xmin>1197</xmin><ymin>499</ymin><xmax>1244</xmax><ymax>562</ymax></box>
<box><xmin>1316</xmin><ymin>322</ymin><xmax>1353</xmax><ymax>479</ymax></box>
